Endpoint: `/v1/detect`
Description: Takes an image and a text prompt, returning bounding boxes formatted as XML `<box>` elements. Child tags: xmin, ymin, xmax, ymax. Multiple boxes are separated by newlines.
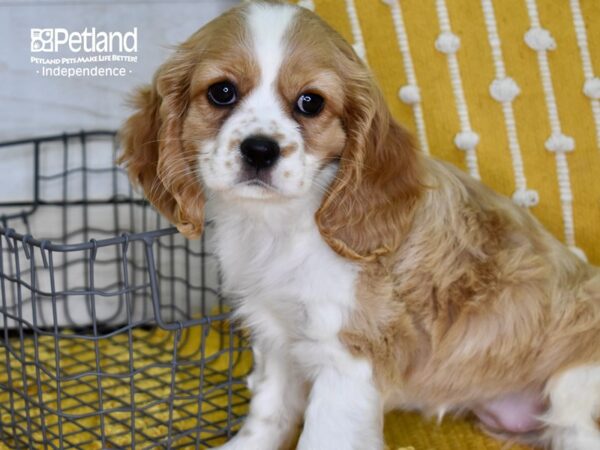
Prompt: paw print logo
<box><xmin>31</xmin><ymin>29</ymin><xmax>54</xmax><ymax>52</ymax></box>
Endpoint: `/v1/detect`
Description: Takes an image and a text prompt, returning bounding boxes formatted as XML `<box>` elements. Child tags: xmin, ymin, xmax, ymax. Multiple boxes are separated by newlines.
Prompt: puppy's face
<box><xmin>120</xmin><ymin>2</ymin><xmax>422</xmax><ymax>261</ymax></box>
<box><xmin>187</xmin><ymin>4</ymin><xmax>346</xmax><ymax>201</ymax></box>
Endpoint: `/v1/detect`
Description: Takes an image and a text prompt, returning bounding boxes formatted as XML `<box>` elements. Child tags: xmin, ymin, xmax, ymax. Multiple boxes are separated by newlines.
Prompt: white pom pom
<box><xmin>569</xmin><ymin>246</ymin><xmax>588</xmax><ymax>262</ymax></box>
<box><xmin>545</xmin><ymin>133</ymin><xmax>575</xmax><ymax>152</ymax></box>
<box><xmin>490</xmin><ymin>77</ymin><xmax>520</xmax><ymax>102</ymax></box>
<box><xmin>398</xmin><ymin>85</ymin><xmax>421</xmax><ymax>104</ymax></box>
<box><xmin>560</xmin><ymin>192</ymin><xmax>573</xmax><ymax>203</ymax></box>
<box><xmin>583</xmin><ymin>77</ymin><xmax>600</xmax><ymax>99</ymax></box>
<box><xmin>435</xmin><ymin>32</ymin><xmax>460</xmax><ymax>54</ymax></box>
<box><xmin>524</xmin><ymin>28</ymin><xmax>556</xmax><ymax>51</ymax></box>
<box><xmin>512</xmin><ymin>189</ymin><xmax>539</xmax><ymax>207</ymax></box>
<box><xmin>454</xmin><ymin>131</ymin><xmax>479</xmax><ymax>151</ymax></box>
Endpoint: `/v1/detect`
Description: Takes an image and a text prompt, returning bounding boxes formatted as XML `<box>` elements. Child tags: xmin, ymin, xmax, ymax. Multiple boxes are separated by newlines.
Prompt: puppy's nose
<box><xmin>240</xmin><ymin>136</ymin><xmax>280</xmax><ymax>169</ymax></box>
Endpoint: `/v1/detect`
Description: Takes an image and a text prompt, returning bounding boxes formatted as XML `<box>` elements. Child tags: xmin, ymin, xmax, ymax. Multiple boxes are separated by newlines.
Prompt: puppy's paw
<box><xmin>212</xmin><ymin>437</ymin><xmax>258</xmax><ymax>450</ymax></box>
<box><xmin>213</xmin><ymin>430</ymin><xmax>283</xmax><ymax>450</ymax></box>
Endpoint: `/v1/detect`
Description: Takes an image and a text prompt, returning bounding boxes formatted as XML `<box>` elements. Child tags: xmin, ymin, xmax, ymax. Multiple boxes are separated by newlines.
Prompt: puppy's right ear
<box><xmin>119</xmin><ymin>58</ymin><xmax>205</xmax><ymax>239</ymax></box>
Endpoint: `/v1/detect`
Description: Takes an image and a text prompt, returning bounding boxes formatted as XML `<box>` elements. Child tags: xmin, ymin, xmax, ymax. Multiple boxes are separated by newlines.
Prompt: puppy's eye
<box><xmin>295</xmin><ymin>93</ymin><xmax>324</xmax><ymax>116</ymax></box>
<box><xmin>207</xmin><ymin>81</ymin><xmax>237</xmax><ymax>106</ymax></box>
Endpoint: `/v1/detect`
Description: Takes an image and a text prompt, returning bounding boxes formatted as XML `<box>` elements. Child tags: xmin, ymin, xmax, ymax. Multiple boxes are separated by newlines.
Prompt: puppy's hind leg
<box><xmin>542</xmin><ymin>365</ymin><xmax>600</xmax><ymax>450</ymax></box>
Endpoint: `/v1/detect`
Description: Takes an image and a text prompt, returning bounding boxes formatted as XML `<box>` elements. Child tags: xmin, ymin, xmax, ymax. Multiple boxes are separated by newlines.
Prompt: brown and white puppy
<box><xmin>120</xmin><ymin>2</ymin><xmax>600</xmax><ymax>449</ymax></box>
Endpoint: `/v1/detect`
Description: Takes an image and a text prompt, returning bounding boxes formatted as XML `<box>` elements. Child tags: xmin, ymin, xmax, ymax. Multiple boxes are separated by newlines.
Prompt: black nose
<box><xmin>240</xmin><ymin>136</ymin><xmax>280</xmax><ymax>169</ymax></box>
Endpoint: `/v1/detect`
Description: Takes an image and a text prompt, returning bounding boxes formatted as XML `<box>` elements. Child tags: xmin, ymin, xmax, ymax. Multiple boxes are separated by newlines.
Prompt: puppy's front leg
<box><xmin>297</xmin><ymin>356</ymin><xmax>384</xmax><ymax>450</ymax></box>
<box><xmin>217</xmin><ymin>346</ymin><xmax>306</xmax><ymax>450</ymax></box>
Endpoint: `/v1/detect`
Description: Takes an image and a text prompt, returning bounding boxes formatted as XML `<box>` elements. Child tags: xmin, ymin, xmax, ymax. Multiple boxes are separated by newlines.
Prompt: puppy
<box><xmin>120</xmin><ymin>2</ymin><xmax>600</xmax><ymax>449</ymax></box>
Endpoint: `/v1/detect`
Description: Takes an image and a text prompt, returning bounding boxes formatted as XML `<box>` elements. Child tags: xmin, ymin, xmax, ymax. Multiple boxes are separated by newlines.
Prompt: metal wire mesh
<box><xmin>0</xmin><ymin>131</ymin><xmax>251</xmax><ymax>449</ymax></box>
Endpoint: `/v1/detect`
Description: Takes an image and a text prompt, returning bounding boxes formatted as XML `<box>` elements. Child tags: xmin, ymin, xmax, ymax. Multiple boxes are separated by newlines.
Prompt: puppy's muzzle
<box><xmin>240</xmin><ymin>135</ymin><xmax>280</xmax><ymax>170</ymax></box>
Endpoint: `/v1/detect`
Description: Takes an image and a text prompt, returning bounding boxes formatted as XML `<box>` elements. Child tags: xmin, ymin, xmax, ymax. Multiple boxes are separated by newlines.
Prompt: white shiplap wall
<box><xmin>0</xmin><ymin>0</ymin><xmax>238</xmax><ymax>141</ymax></box>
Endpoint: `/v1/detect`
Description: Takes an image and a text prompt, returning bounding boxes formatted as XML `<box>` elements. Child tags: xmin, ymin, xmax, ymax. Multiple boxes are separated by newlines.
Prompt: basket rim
<box><xmin>0</xmin><ymin>225</ymin><xmax>180</xmax><ymax>252</ymax></box>
<box><xmin>0</xmin><ymin>129</ymin><xmax>117</xmax><ymax>148</ymax></box>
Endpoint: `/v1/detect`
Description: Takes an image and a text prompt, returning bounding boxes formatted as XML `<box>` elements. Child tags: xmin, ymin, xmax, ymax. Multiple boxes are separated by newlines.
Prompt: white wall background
<box><xmin>0</xmin><ymin>0</ymin><xmax>239</xmax><ymax>141</ymax></box>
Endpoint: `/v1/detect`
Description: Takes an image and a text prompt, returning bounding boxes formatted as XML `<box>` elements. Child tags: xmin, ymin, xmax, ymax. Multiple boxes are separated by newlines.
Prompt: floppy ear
<box><xmin>315</xmin><ymin>65</ymin><xmax>424</xmax><ymax>262</ymax></box>
<box><xmin>119</xmin><ymin>52</ymin><xmax>205</xmax><ymax>239</ymax></box>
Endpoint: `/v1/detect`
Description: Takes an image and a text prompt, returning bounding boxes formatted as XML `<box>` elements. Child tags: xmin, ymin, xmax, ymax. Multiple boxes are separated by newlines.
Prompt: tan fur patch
<box><xmin>340</xmin><ymin>160</ymin><xmax>600</xmax><ymax>426</ymax></box>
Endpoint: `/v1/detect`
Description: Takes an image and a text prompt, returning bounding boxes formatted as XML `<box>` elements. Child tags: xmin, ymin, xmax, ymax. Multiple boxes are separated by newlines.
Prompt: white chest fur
<box><xmin>210</xmin><ymin>189</ymin><xmax>359</xmax><ymax>370</ymax></box>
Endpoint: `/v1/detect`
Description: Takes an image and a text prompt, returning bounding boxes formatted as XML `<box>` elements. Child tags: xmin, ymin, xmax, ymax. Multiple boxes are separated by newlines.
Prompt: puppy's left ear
<box><xmin>316</xmin><ymin>65</ymin><xmax>424</xmax><ymax>262</ymax></box>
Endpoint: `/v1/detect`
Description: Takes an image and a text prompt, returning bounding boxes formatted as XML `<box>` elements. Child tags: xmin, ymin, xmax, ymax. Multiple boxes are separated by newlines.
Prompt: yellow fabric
<box><xmin>309</xmin><ymin>0</ymin><xmax>600</xmax><ymax>265</ymax></box>
<box><xmin>383</xmin><ymin>412</ymin><xmax>530</xmax><ymax>450</ymax></box>
<box><xmin>0</xmin><ymin>325</ymin><xmax>251</xmax><ymax>449</ymax></box>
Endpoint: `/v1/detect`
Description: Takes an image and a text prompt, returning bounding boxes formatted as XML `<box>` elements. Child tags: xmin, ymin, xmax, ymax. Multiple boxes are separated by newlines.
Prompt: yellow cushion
<box><xmin>298</xmin><ymin>0</ymin><xmax>600</xmax><ymax>448</ymax></box>
<box><xmin>302</xmin><ymin>0</ymin><xmax>600</xmax><ymax>266</ymax></box>
<box><xmin>0</xmin><ymin>324</ymin><xmax>252</xmax><ymax>449</ymax></box>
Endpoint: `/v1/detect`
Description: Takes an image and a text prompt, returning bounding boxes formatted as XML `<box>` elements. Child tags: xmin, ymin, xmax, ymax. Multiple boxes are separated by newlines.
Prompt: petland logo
<box><xmin>31</xmin><ymin>28</ymin><xmax>138</xmax><ymax>53</ymax></box>
<box><xmin>30</xmin><ymin>27</ymin><xmax>138</xmax><ymax>77</ymax></box>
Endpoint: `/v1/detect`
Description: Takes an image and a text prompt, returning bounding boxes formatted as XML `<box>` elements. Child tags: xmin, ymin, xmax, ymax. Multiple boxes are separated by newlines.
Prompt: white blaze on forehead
<box><xmin>246</xmin><ymin>3</ymin><xmax>298</xmax><ymax>90</ymax></box>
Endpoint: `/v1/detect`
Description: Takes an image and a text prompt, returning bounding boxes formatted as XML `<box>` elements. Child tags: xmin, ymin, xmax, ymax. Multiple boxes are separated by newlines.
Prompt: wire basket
<box><xmin>0</xmin><ymin>131</ymin><xmax>252</xmax><ymax>449</ymax></box>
